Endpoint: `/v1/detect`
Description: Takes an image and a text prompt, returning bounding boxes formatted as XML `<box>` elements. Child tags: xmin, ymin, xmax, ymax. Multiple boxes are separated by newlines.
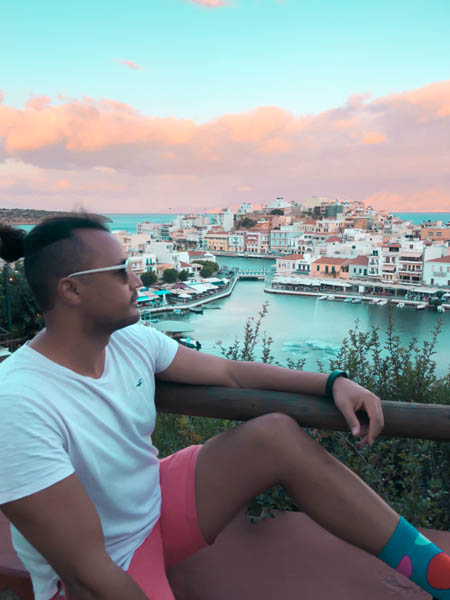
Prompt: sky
<box><xmin>1</xmin><ymin>0</ymin><xmax>449</xmax><ymax>214</ymax></box>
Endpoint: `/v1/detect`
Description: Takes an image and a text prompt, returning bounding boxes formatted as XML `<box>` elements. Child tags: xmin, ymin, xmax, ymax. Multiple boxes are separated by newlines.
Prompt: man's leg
<box><xmin>195</xmin><ymin>413</ymin><xmax>449</xmax><ymax>597</ymax></box>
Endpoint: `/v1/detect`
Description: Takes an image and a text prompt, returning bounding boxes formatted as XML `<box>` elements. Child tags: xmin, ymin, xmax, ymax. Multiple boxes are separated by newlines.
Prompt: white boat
<box><xmin>378</xmin><ymin>299</ymin><xmax>388</xmax><ymax>306</ymax></box>
<box><xmin>416</xmin><ymin>303</ymin><xmax>427</xmax><ymax>311</ymax></box>
<box><xmin>370</xmin><ymin>298</ymin><xmax>380</xmax><ymax>305</ymax></box>
<box><xmin>396</xmin><ymin>302</ymin><xmax>405</xmax><ymax>309</ymax></box>
<box><xmin>318</xmin><ymin>295</ymin><xmax>328</xmax><ymax>301</ymax></box>
<box><xmin>437</xmin><ymin>305</ymin><xmax>445</xmax><ymax>313</ymax></box>
<box><xmin>351</xmin><ymin>297</ymin><xmax>362</xmax><ymax>304</ymax></box>
<box><xmin>327</xmin><ymin>295</ymin><xmax>335</xmax><ymax>301</ymax></box>
<box><xmin>343</xmin><ymin>297</ymin><xmax>353</xmax><ymax>303</ymax></box>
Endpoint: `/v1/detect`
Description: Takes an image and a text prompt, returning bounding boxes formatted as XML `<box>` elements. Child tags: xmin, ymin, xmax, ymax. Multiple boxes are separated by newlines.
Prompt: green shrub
<box><xmin>153</xmin><ymin>305</ymin><xmax>450</xmax><ymax>529</ymax></box>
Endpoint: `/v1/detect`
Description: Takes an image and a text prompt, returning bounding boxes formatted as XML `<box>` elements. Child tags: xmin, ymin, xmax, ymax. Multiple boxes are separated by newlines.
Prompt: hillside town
<box><xmin>104</xmin><ymin>197</ymin><xmax>450</xmax><ymax>310</ymax></box>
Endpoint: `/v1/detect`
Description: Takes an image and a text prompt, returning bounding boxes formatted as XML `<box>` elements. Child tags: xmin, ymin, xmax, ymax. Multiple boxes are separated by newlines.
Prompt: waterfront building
<box><xmin>368</xmin><ymin>248</ymin><xmax>382</xmax><ymax>280</ymax></box>
<box><xmin>188</xmin><ymin>249</ymin><xmax>217</xmax><ymax>263</ymax></box>
<box><xmin>244</xmin><ymin>230</ymin><xmax>270</xmax><ymax>254</ymax></box>
<box><xmin>380</xmin><ymin>242</ymin><xmax>401</xmax><ymax>283</ymax></box>
<box><xmin>205</xmin><ymin>228</ymin><xmax>230</xmax><ymax>252</ymax></box>
<box><xmin>310</xmin><ymin>256</ymin><xmax>350</xmax><ymax>279</ymax></box>
<box><xmin>423</xmin><ymin>254</ymin><xmax>450</xmax><ymax>287</ymax></box>
<box><xmin>347</xmin><ymin>256</ymin><xmax>369</xmax><ymax>279</ymax></box>
<box><xmin>228</xmin><ymin>232</ymin><xmax>246</xmax><ymax>253</ymax></box>
<box><xmin>275</xmin><ymin>254</ymin><xmax>306</xmax><ymax>274</ymax></box>
<box><xmin>270</xmin><ymin>225</ymin><xmax>302</xmax><ymax>254</ymax></box>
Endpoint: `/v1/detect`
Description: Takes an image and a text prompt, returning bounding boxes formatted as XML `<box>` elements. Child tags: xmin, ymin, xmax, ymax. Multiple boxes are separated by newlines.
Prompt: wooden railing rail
<box><xmin>155</xmin><ymin>382</ymin><xmax>450</xmax><ymax>441</ymax></box>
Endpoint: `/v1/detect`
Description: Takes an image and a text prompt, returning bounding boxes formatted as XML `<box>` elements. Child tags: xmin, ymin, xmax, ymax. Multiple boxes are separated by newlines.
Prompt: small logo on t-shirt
<box><xmin>136</xmin><ymin>378</ymin><xmax>143</xmax><ymax>387</ymax></box>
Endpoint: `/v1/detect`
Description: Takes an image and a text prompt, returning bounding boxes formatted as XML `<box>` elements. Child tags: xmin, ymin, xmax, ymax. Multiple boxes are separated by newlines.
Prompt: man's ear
<box><xmin>57</xmin><ymin>277</ymin><xmax>82</xmax><ymax>306</ymax></box>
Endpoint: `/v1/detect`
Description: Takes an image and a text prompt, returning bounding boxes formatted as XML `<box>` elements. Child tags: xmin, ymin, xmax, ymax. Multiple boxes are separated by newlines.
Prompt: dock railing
<box><xmin>155</xmin><ymin>382</ymin><xmax>450</xmax><ymax>441</ymax></box>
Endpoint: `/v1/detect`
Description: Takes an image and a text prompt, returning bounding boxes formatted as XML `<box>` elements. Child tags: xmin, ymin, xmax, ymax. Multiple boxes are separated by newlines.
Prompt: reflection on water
<box><xmin>171</xmin><ymin>256</ymin><xmax>450</xmax><ymax>376</ymax></box>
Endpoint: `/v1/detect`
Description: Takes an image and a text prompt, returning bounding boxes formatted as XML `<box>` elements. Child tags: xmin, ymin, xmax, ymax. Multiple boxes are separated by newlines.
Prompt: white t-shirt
<box><xmin>0</xmin><ymin>323</ymin><xmax>179</xmax><ymax>600</ymax></box>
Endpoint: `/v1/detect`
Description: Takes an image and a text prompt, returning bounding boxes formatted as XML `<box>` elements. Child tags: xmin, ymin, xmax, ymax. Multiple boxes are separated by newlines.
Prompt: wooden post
<box><xmin>155</xmin><ymin>382</ymin><xmax>450</xmax><ymax>441</ymax></box>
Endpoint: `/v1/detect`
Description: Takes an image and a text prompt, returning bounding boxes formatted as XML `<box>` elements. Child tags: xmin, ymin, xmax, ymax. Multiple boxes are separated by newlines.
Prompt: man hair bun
<box><xmin>0</xmin><ymin>224</ymin><xmax>26</xmax><ymax>262</ymax></box>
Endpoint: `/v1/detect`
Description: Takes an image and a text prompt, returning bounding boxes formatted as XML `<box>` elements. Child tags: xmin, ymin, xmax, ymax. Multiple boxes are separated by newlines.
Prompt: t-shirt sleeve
<box><xmin>0</xmin><ymin>394</ymin><xmax>75</xmax><ymax>504</ymax></box>
<box><xmin>129</xmin><ymin>323</ymin><xmax>179</xmax><ymax>374</ymax></box>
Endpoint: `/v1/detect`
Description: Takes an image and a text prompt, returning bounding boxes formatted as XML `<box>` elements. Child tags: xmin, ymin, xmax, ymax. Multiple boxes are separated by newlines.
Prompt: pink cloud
<box><xmin>186</xmin><ymin>0</ymin><xmax>226</xmax><ymax>7</ymax></box>
<box><xmin>26</xmin><ymin>95</ymin><xmax>52</xmax><ymax>111</ymax></box>
<box><xmin>117</xmin><ymin>59</ymin><xmax>144</xmax><ymax>71</ymax></box>
<box><xmin>360</xmin><ymin>131</ymin><xmax>387</xmax><ymax>145</ymax></box>
<box><xmin>365</xmin><ymin>189</ymin><xmax>450</xmax><ymax>212</ymax></box>
<box><xmin>0</xmin><ymin>80</ymin><xmax>449</xmax><ymax>212</ymax></box>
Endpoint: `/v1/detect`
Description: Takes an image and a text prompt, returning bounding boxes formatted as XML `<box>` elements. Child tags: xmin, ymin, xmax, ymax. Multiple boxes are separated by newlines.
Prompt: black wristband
<box><xmin>325</xmin><ymin>370</ymin><xmax>348</xmax><ymax>402</ymax></box>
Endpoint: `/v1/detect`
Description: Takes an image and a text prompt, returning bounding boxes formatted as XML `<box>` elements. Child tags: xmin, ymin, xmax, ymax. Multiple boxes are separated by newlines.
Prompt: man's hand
<box><xmin>1</xmin><ymin>474</ymin><xmax>148</xmax><ymax>600</ymax></box>
<box><xmin>332</xmin><ymin>377</ymin><xmax>384</xmax><ymax>447</ymax></box>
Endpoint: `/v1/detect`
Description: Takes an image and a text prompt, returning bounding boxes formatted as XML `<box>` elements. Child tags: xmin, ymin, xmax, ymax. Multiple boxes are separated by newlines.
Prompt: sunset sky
<box><xmin>1</xmin><ymin>0</ymin><xmax>449</xmax><ymax>213</ymax></box>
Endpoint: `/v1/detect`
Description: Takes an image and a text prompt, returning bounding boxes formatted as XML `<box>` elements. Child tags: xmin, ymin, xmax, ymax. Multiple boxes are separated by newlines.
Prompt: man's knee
<box><xmin>243</xmin><ymin>412</ymin><xmax>304</xmax><ymax>451</ymax></box>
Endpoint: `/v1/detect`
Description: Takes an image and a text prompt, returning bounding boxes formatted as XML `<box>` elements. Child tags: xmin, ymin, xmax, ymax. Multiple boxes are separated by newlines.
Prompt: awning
<box><xmin>153</xmin><ymin>321</ymin><xmax>195</xmax><ymax>333</ymax></box>
<box><xmin>152</xmin><ymin>290</ymin><xmax>173</xmax><ymax>296</ymax></box>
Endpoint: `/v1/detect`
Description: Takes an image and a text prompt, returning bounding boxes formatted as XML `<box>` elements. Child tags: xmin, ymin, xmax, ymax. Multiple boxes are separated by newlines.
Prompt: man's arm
<box><xmin>157</xmin><ymin>345</ymin><xmax>384</xmax><ymax>445</ymax></box>
<box><xmin>1</xmin><ymin>474</ymin><xmax>148</xmax><ymax>600</ymax></box>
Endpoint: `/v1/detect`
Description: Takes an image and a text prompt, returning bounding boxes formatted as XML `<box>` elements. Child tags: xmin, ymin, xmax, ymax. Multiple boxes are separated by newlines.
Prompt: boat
<box><xmin>179</xmin><ymin>337</ymin><xmax>202</xmax><ymax>350</ymax></box>
<box><xmin>396</xmin><ymin>302</ymin><xmax>405</xmax><ymax>309</ymax></box>
<box><xmin>189</xmin><ymin>307</ymin><xmax>203</xmax><ymax>314</ymax></box>
<box><xmin>318</xmin><ymin>295</ymin><xmax>327</xmax><ymax>301</ymax></box>
<box><xmin>351</xmin><ymin>298</ymin><xmax>362</xmax><ymax>304</ymax></box>
<box><xmin>437</xmin><ymin>305</ymin><xmax>445</xmax><ymax>313</ymax></box>
<box><xmin>370</xmin><ymin>298</ymin><xmax>380</xmax><ymax>305</ymax></box>
<box><xmin>416</xmin><ymin>303</ymin><xmax>427</xmax><ymax>311</ymax></box>
<box><xmin>327</xmin><ymin>295</ymin><xmax>335</xmax><ymax>301</ymax></box>
<box><xmin>378</xmin><ymin>299</ymin><xmax>388</xmax><ymax>306</ymax></box>
<box><xmin>343</xmin><ymin>297</ymin><xmax>353</xmax><ymax>303</ymax></box>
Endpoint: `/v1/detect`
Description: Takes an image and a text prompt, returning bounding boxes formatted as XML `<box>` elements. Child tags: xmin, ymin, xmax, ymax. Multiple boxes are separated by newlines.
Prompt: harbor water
<box><xmin>174</xmin><ymin>256</ymin><xmax>450</xmax><ymax>377</ymax></box>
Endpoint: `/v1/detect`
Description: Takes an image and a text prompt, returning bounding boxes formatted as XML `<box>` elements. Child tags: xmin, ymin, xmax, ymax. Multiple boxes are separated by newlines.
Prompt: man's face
<box><xmin>69</xmin><ymin>229</ymin><xmax>143</xmax><ymax>334</ymax></box>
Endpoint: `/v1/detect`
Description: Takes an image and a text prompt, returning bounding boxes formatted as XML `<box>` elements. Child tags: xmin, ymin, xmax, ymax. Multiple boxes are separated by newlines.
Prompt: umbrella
<box><xmin>153</xmin><ymin>321</ymin><xmax>195</xmax><ymax>333</ymax></box>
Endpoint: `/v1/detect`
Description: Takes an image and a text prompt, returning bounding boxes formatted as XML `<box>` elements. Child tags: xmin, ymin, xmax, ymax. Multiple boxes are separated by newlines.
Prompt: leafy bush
<box><xmin>153</xmin><ymin>305</ymin><xmax>450</xmax><ymax>530</ymax></box>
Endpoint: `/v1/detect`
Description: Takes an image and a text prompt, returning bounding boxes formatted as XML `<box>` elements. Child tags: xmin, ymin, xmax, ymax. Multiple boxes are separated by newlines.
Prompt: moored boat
<box><xmin>351</xmin><ymin>297</ymin><xmax>362</xmax><ymax>304</ymax></box>
<box><xmin>318</xmin><ymin>295</ymin><xmax>327</xmax><ymax>301</ymax></box>
<box><xmin>344</xmin><ymin>297</ymin><xmax>353</xmax><ymax>303</ymax></box>
<box><xmin>378</xmin><ymin>299</ymin><xmax>388</xmax><ymax>306</ymax></box>
<box><xmin>396</xmin><ymin>302</ymin><xmax>405</xmax><ymax>309</ymax></box>
<box><xmin>370</xmin><ymin>298</ymin><xmax>380</xmax><ymax>305</ymax></box>
<box><xmin>327</xmin><ymin>295</ymin><xmax>335</xmax><ymax>301</ymax></box>
<box><xmin>416</xmin><ymin>303</ymin><xmax>427</xmax><ymax>311</ymax></box>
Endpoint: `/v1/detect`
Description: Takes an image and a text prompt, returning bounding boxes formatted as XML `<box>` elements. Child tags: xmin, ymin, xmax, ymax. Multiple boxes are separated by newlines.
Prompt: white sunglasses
<box><xmin>67</xmin><ymin>259</ymin><xmax>131</xmax><ymax>278</ymax></box>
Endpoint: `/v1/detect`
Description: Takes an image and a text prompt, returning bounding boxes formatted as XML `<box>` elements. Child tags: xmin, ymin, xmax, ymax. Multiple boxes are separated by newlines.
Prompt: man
<box><xmin>0</xmin><ymin>215</ymin><xmax>449</xmax><ymax>600</ymax></box>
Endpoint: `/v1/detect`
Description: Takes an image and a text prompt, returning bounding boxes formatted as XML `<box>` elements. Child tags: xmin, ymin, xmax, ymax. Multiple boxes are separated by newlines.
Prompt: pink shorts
<box><xmin>52</xmin><ymin>444</ymin><xmax>208</xmax><ymax>600</ymax></box>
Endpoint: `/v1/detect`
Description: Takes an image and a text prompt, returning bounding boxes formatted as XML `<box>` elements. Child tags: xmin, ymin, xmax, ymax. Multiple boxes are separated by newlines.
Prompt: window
<box><xmin>317</xmin><ymin>265</ymin><xmax>320</xmax><ymax>271</ymax></box>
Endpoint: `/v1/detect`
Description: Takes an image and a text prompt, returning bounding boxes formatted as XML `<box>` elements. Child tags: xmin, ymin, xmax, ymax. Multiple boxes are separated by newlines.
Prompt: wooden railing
<box><xmin>155</xmin><ymin>382</ymin><xmax>450</xmax><ymax>441</ymax></box>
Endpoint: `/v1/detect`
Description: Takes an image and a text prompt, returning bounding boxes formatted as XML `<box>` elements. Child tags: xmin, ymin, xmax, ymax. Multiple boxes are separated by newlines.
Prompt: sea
<box><xmin>16</xmin><ymin>211</ymin><xmax>450</xmax><ymax>377</ymax></box>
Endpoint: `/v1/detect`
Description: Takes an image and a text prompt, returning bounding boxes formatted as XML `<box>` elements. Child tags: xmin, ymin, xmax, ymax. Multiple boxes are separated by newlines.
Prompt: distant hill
<box><xmin>0</xmin><ymin>208</ymin><xmax>112</xmax><ymax>225</ymax></box>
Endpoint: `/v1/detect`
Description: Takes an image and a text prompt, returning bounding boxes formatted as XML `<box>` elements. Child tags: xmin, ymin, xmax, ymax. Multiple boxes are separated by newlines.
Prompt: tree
<box><xmin>163</xmin><ymin>269</ymin><xmax>179</xmax><ymax>284</ymax></box>
<box><xmin>178</xmin><ymin>269</ymin><xmax>190</xmax><ymax>282</ymax></box>
<box><xmin>194</xmin><ymin>260</ymin><xmax>219</xmax><ymax>278</ymax></box>
<box><xmin>140</xmin><ymin>270</ymin><xmax>157</xmax><ymax>287</ymax></box>
<box><xmin>238</xmin><ymin>217</ymin><xmax>257</xmax><ymax>229</ymax></box>
<box><xmin>270</xmin><ymin>209</ymin><xmax>284</xmax><ymax>215</ymax></box>
<box><xmin>0</xmin><ymin>261</ymin><xmax>44</xmax><ymax>339</ymax></box>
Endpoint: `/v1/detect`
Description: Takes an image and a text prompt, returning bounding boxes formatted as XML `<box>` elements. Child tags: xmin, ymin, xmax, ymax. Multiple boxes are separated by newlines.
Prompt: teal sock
<box><xmin>378</xmin><ymin>517</ymin><xmax>450</xmax><ymax>598</ymax></box>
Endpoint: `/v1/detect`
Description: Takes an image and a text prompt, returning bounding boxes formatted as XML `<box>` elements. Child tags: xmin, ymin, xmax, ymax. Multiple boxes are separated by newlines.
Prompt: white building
<box><xmin>211</xmin><ymin>209</ymin><xmax>234</xmax><ymax>232</ymax></box>
<box><xmin>236</xmin><ymin>202</ymin><xmax>253</xmax><ymax>217</ymax></box>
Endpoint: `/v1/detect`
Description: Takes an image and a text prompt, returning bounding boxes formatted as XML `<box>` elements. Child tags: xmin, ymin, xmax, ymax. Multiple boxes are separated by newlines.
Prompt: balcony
<box><xmin>433</xmin><ymin>271</ymin><xmax>446</xmax><ymax>277</ymax></box>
